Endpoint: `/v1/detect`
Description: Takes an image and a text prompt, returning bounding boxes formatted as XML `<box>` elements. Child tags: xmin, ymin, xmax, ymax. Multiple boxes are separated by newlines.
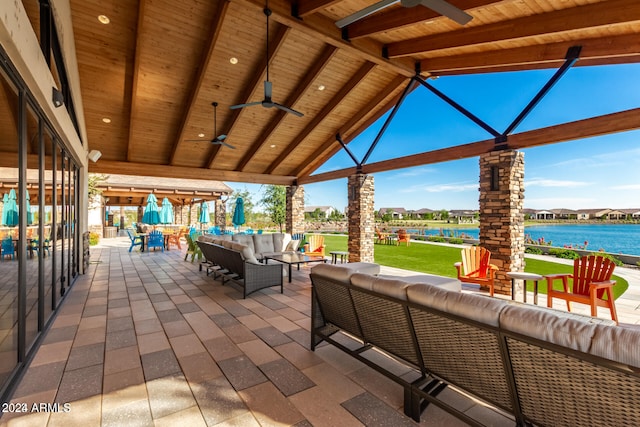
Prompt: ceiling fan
<box><xmin>230</xmin><ymin>5</ymin><xmax>303</xmax><ymax>117</ymax></box>
<box><xmin>186</xmin><ymin>102</ymin><xmax>235</xmax><ymax>149</ymax></box>
<box><xmin>335</xmin><ymin>0</ymin><xmax>473</xmax><ymax>28</ymax></box>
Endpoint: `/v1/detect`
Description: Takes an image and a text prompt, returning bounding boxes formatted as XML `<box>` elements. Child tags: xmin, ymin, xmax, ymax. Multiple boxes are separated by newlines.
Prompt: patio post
<box><xmin>347</xmin><ymin>173</ymin><xmax>374</xmax><ymax>263</ymax></box>
<box><xmin>478</xmin><ymin>150</ymin><xmax>525</xmax><ymax>295</ymax></box>
<box><xmin>286</xmin><ymin>184</ymin><xmax>305</xmax><ymax>235</ymax></box>
<box><xmin>214</xmin><ymin>199</ymin><xmax>226</xmax><ymax>229</ymax></box>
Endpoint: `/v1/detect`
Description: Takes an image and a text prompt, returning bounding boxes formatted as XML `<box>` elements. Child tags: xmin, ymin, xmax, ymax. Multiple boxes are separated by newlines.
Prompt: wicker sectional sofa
<box><xmin>310</xmin><ymin>263</ymin><xmax>640</xmax><ymax>426</ymax></box>
<box><xmin>196</xmin><ymin>234</ymin><xmax>290</xmax><ymax>298</ymax></box>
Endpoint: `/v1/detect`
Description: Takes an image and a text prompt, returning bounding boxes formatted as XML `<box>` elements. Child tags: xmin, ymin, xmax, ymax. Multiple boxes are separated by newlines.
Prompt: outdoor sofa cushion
<box><xmin>350</xmin><ymin>274</ymin><xmax>410</xmax><ymax>301</ymax></box>
<box><xmin>310</xmin><ymin>262</ymin><xmax>381</xmax><ymax>285</ymax></box>
<box><xmin>377</xmin><ymin>273</ymin><xmax>461</xmax><ymax>292</ymax></box>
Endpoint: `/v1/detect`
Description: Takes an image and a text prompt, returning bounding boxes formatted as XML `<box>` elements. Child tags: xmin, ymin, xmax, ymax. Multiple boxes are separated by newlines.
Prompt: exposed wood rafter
<box><xmin>206</xmin><ymin>24</ymin><xmax>291</xmax><ymax>168</ymax></box>
<box><xmin>294</xmin><ymin>0</ymin><xmax>342</xmax><ymax>17</ymax></box>
<box><xmin>125</xmin><ymin>0</ymin><xmax>146</xmax><ymax>162</ymax></box>
<box><xmin>168</xmin><ymin>0</ymin><xmax>230</xmax><ymax>165</ymax></box>
<box><xmin>296</xmin><ymin>75</ymin><xmax>412</xmax><ymax>177</ymax></box>
<box><xmin>265</xmin><ymin>61</ymin><xmax>376</xmax><ymax>174</ymax></box>
<box><xmin>386</xmin><ymin>0</ymin><xmax>640</xmax><ymax>58</ymax></box>
<box><xmin>236</xmin><ymin>45</ymin><xmax>338</xmax><ymax>171</ymax></box>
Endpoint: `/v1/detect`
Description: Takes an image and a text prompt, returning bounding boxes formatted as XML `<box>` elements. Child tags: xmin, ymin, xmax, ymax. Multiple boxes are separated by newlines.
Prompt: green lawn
<box><xmin>320</xmin><ymin>234</ymin><xmax>628</xmax><ymax>299</ymax></box>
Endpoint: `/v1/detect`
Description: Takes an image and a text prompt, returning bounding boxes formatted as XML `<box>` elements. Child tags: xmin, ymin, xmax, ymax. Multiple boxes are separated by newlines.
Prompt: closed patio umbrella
<box><xmin>232</xmin><ymin>197</ymin><xmax>245</xmax><ymax>228</ymax></box>
<box><xmin>198</xmin><ymin>201</ymin><xmax>209</xmax><ymax>225</ymax></box>
<box><xmin>160</xmin><ymin>198</ymin><xmax>173</xmax><ymax>224</ymax></box>
<box><xmin>142</xmin><ymin>193</ymin><xmax>160</xmax><ymax>225</ymax></box>
<box><xmin>3</xmin><ymin>189</ymin><xmax>19</xmax><ymax>227</ymax></box>
<box><xmin>26</xmin><ymin>189</ymin><xmax>33</xmax><ymax>225</ymax></box>
<box><xmin>1</xmin><ymin>193</ymin><xmax>8</xmax><ymax>226</ymax></box>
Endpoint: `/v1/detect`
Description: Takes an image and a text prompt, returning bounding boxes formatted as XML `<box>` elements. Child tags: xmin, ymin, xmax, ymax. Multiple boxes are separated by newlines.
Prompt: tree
<box><xmin>88</xmin><ymin>174</ymin><xmax>108</xmax><ymax>208</ymax></box>
<box><xmin>260</xmin><ymin>185</ymin><xmax>286</xmax><ymax>231</ymax></box>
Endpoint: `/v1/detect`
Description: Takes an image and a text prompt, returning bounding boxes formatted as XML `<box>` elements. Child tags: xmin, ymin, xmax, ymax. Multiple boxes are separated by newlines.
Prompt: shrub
<box><xmin>591</xmin><ymin>252</ymin><xmax>624</xmax><ymax>266</ymax></box>
<box><xmin>89</xmin><ymin>232</ymin><xmax>100</xmax><ymax>246</ymax></box>
<box><xmin>525</xmin><ymin>247</ymin><xmax>543</xmax><ymax>255</ymax></box>
<box><xmin>427</xmin><ymin>236</ymin><xmax>447</xmax><ymax>243</ymax></box>
<box><xmin>448</xmin><ymin>238</ymin><xmax>463</xmax><ymax>244</ymax></box>
<box><xmin>548</xmin><ymin>248</ymin><xmax>580</xmax><ymax>259</ymax></box>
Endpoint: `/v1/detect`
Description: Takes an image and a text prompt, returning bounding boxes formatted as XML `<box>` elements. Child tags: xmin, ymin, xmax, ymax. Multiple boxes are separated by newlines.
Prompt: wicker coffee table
<box><xmin>264</xmin><ymin>253</ymin><xmax>327</xmax><ymax>283</ymax></box>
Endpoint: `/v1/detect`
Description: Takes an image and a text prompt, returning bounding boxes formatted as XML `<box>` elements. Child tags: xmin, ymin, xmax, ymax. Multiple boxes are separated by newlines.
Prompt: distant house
<box><xmin>305</xmin><ymin>205</ymin><xmax>336</xmax><ymax>219</ymax></box>
<box><xmin>534</xmin><ymin>210</ymin><xmax>554</xmax><ymax>220</ymax></box>
<box><xmin>408</xmin><ymin>208</ymin><xmax>435</xmax><ymax>219</ymax></box>
<box><xmin>577</xmin><ymin>208</ymin><xmax>612</xmax><ymax>220</ymax></box>
<box><xmin>378</xmin><ymin>207</ymin><xmax>407</xmax><ymax>219</ymax></box>
<box><xmin>550</xmin><ymin>209</ymin><xmax>579</xmax><ymax>220</ymax></box>
<box><xmin>620</xmin><ymin>208</ymin><xmax>640</xmax><ymax>219</ymax></box>
<box><xmin>449</xmin><ymin>209</ymin><xmax>478</xmax><ymax>223</ymax></box>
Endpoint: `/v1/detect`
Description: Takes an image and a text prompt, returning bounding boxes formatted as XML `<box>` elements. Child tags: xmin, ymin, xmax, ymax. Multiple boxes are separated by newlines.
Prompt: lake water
<box><xmin>416</xmin><ymin>224</ymin><xmax>640</xmax><ymax>256</ymax></box>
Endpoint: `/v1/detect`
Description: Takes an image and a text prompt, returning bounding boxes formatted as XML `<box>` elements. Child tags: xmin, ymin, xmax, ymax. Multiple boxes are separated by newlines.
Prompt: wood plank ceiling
<box><xmin>61</xmin><ymin>0</ymin><xmax>640</xmax><ymax>185</ymax></box>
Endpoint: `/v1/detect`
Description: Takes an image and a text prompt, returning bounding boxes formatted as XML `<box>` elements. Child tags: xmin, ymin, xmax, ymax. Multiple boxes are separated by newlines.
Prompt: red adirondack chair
<box><xmin>545</xmin><ymin>255</ymin><xmax>618</xmax><ymax>324</ymax></box>
<box><xmin>454</xmin><ymin>246</ymin><xmax>498</xmax><ymax>296</ymax></box>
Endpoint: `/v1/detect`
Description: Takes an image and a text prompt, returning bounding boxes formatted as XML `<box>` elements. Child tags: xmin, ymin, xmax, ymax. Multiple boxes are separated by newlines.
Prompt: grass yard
<box><xmin>320</xmin><ymin>234</ymin><xmax>628</xmax><ymax>299</ymax></box>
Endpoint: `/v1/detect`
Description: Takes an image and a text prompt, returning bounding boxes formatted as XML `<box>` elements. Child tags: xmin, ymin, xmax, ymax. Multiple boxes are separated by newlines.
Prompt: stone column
<box><xmin>137</xmin><ymin>205</ymin><xmax>144</xmax><ymax>223</ymax></box>
<box><xmin>215</xmin><ymin>199</ymin><xmax>226</xmax><ymax>228</ymax></box>
<box><xmin>189</xmin><ymin>203</ymin><xmax>199</xmax><ymax>226</ymax></box>
<box><xmin>479</xmin><ymin>150</ymin><xmax>525</xmax><ymax>295</ymax></box>
<box><xmin>286</xmin><ymin>185</ymin><xmax>305</xmax><ymax>235</ymax></box>
<box><xmin>348</xmin><ymin>173</ymin><xmax>375</xmax><ymax>263</ymax></box>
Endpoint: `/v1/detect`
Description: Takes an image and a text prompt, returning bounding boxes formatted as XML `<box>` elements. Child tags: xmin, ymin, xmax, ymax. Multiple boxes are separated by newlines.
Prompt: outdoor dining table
<box><xmin>137</xmin><ymin>232</ymin><xmax>173</xmax><ymax>252</ymax></box>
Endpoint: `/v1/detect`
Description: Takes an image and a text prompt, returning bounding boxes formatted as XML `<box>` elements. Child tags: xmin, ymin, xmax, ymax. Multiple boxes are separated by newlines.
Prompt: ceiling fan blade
<box><xmin>419</xmin><ymin>0</ymin><xmax>472</xmax><ymax>25</ymax></box>
<box><xmin>216</xmin><ymin>134</ymin><xmax>227</xmax><ymax>140</ymax></box>
<box><xmin>335</xmin><ymin>0</ymin><xmax>398</xmax><ymax>28</ymax></box>
<box><xmin>273</xmin><ymin>103</ymin><xmax>304</xmax><ymax>117</ymax></box>
<box><xmin>230</xmin><ymin>101</ymin><xmax>262</xmax><ymax>110</ymax></box>
<box><xmin>217</xmin><ymin>140</ymin><xmax>235</xmax><ymax>149</ymax></box>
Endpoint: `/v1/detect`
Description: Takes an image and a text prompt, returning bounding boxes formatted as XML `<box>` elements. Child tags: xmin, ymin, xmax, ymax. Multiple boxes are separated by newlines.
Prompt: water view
<box><xmin>419</xmin><ymin>224</ymin><xmax>640</xmax><ymax>256</ymax></box>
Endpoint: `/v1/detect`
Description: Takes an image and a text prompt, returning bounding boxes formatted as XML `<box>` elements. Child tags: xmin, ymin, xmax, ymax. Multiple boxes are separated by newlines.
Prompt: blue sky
<box><xmin>230</xmin><ymin>63</ymin><xmax>640</xmax><ymax>212</ymax></box>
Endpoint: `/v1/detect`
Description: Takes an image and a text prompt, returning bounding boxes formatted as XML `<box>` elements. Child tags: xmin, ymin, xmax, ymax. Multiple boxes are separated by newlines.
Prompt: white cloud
<box><xmin>525</xmin><ymin>178</ymin><xmax>589</xmax><ymax>188</ymax></box>
<box><xmin>612</xmin><ymin>183</ymin><xmax>640</xmax><ymax>190</ymax></box>
<box><xmin>390</xmin><ymin>167</ymin><xmax>436</xmax><ymax>178</ymax></box>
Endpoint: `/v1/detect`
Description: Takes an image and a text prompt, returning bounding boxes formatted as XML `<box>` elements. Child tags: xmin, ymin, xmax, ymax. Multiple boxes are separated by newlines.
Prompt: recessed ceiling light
<box><xmin>102</xmin><ymin>117</ymin><xmax>111</xmax><ymax>123</ymax></box>
<box><xmin>318</xmin><ymin>84</ymin><xmax>325</xmax><ymax>91</ymax></box>
<box><xmin>270</xmin><ymin>144</ymin><xmax>276</xmax><ymax>148</ymax></box>
<box><xmin>198</xmin><ymin>133</ymin><xmax>205</xmax><ymax>138</ymax></box>
<box><xmin>98</xmin><ymin>15</ymin><xmax>110</xmax><ymax>24</ymax></box>
<box><xmin>230</xmin><ymin>57</ymin><xmax>238</xmax><ymax>64</ymax></box>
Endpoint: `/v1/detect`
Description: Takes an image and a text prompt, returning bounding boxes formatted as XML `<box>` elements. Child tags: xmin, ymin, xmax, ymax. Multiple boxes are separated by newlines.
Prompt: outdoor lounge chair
<box><xmin>147</xmin><ymin>230</ymin><xmax>164</xmax><ymax>251</ymax></box>
<box><xmin>126</xmin><ymin>229</ymin><xmax>143</xmax><ymax>252</ymax></box>
<box><xmin>454</xmin><ymin>246</ymin><xmax>498</xmax><ymax>296</ymax></box>
<box><xmin>165</xmin><ymin>230</ymin><xmax>181</xmax><ymax>250</ymax></box>
<box><xmin>184</xmin><ymin>233</ymin><xmax>202</xmax><ymax>262</ymax></box>
<box><xmin>1</xmin><ymin>236</ymin><xmax>15</xmax><ymax>260</ymax></box>
<box><xmin>396</xmin><ymin>229</ymin><xmax>410</xmax><ymax>246</ymax></box>
<box><xmin>305</xmin><ymin>234</ymin><xmax>325</xmax><ymax>257</ymax></box>
<box><xmin>375</xmin><ymin>228</ymin><xmax>392</xmax><ymax>245</ymax></box>
<box><xmin>545</xmin><ymin>255</ymin><xmax>618</xmax><ymax>324</ymax></box>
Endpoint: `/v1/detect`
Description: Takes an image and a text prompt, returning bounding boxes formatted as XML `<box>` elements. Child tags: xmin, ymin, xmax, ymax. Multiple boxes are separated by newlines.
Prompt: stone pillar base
<box><xmin>479</xmin><ymin>150</ymin><xmax>525</xmax><ymax>295</ymax></box>
<box><xmin>348</xmin><ymin>174</ymin><xmax>374</xmax><ymax>263</ymax></box>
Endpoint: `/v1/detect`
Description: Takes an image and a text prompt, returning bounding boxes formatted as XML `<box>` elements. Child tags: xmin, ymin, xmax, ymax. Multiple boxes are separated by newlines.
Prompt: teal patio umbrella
<box><xmin>142</xmin><ymin>193</ymin><xmax>160</xmax><ymax>224</ymax></box>
<box><xmin>3</xmin><ymin>189</ymin><xmax>19</xmax><ymax>227</ymax></box>
<box><xmin>160</xmin><ymin>197</ymin><xmax>173</xmax><ymax>224</ymax></box>
<box><xmin>26</xmin><ymin>190</ymin><xmax>33</xmax><ymax>225</ymax></box>
<box><xmin>1</xmin><ymin>193</ymin><xmax>8</xmax><ymax>226</ymax></box>
<box><xmin>198</xmin><ymin>201</ymin><xmax>209</xmax><ymax>225</ymax></box>
<box><xmin>232</xmin><ymin>197</ymin><xmax>245</xmax><ymax>228</ymax></box>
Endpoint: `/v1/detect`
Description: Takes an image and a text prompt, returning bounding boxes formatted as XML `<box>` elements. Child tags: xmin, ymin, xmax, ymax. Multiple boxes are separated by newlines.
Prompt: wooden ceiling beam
<box><xmin>421</xmin><ymin>34</ymin><xmax>640</xmax><ymax>74</ymax></box>
<box><xmin>346</xmin><ymin>0</ymin><xmax>497</xmax><ymax>39</ymax></box>
<box><xmin>237</xmin><ymin>0</ymin><xmax>415</xmax><ymax>76</ymax></box>
<box><xmin>206</xmin><ymin>24</ymin><xmax>291</xmax><ymax>168</ymax></box>
<box><xmin>236</xmin><ymin>45</ymin><xmax>338</xmax><ymax>172</ymax></box>
<box><xmin>295</xmin><ymin>75</ymin><xmax>411</xmax><ymax>177</ymax></box>
<box><xmin>90</xmin><ymin>159</ymin><xmax>296</xmax><ymax>185</ymax></box>
<box><xmin>294</xmin><ymin>0</ymin><xmax>342</xmax><ymax>17</ymax></box>
<box><xmin>126</xmin><ymin>0</ymin><xmax>146</xmax><ymax>162</ymax></box>
<box><xmin>265</xmin><ymin>61</ymin><xmax>376</xmax><ymax>174</ymax></box>
<box><xmin>298</xmin><ymin>107</ymin><xmax>640</xmax><ymax>184</ymax></box>
<box><xmin>386</xmin><ymin>0</ymin><xmax>640</xmax><ymax>58</ymax></box>
<box><xmin>168</xmin><ymin>0</ymin><xmax>230</xmax><ymax>165</ymax></box>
